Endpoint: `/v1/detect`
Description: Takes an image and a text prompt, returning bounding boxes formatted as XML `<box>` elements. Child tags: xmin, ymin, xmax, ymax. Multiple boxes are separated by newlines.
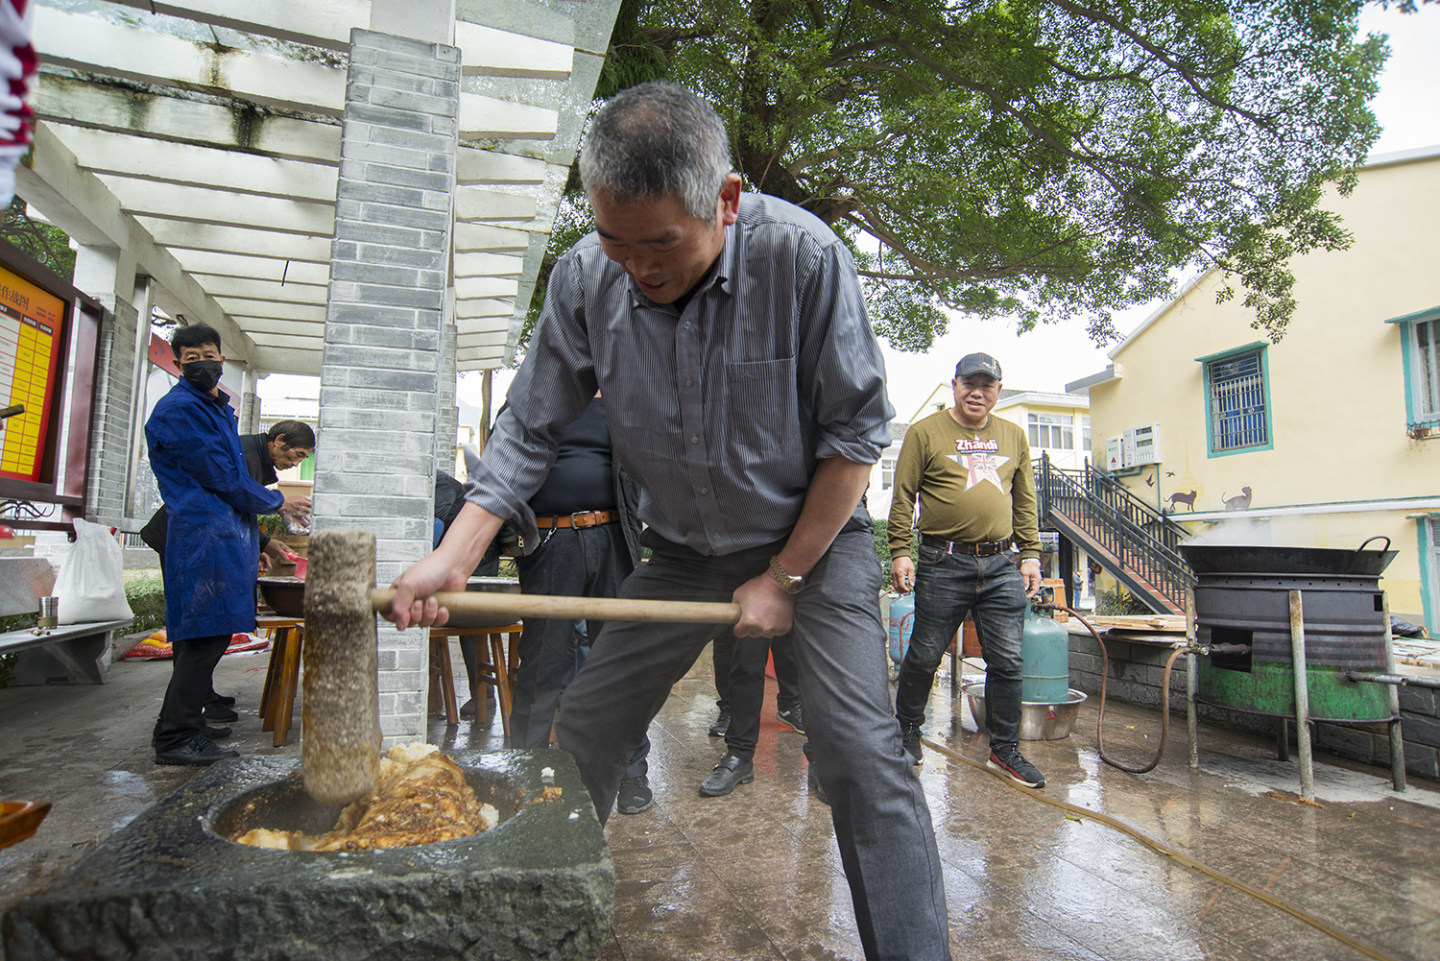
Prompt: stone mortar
<box><xmin>1</xmin><ymin>750</ymin><xmax>613</xmax><ymax>961</ymax></box>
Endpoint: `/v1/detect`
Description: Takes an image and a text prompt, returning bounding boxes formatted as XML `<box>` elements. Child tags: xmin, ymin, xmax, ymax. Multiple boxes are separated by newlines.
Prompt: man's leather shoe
<box><xmin>155</xmin><ymin>735</ymin><xmax>239</xmax><ymax>767</ymax></box>
<box><xmin>203</xmin><ymin>703</ymin><xmax>239</xmax><ymax>723</ymax></box>
<box><xmin>204</xmin><ymin>725</ymin><xmax>232</xmax><ymax>740</ymax></box>
<box><xmin>699</xmin><ymin>752</ymin><xmax>754</xmax><ymax>797</ymax></box>
<box><xmin>207</xmin><ymin>692</ymin><xmax>237</xmax><ymax>707</ymax></box>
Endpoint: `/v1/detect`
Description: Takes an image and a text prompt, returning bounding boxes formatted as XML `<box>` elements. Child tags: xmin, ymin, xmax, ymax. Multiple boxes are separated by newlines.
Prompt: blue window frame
<box><xmin>1386</xmin><ymin>305</ymin><xmax>1440</xmax><ymax>431</ymax></box>
<box><xmin>1196</xmin><ymin>342</ymin><xmax>1273</xmax><ymax>456</ymax></box>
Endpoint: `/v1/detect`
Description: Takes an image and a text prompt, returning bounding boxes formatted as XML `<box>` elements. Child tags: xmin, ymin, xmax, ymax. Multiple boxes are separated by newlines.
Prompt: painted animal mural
<box><xmin>1166</xmin><ymin>489</ymin><xmax>1198</xmax><ymax>512</ymax></box>
<box><xmin>1223</xmin><ymin>487</ymin><xmax>1253</xmax><ymax>510</ymax></box>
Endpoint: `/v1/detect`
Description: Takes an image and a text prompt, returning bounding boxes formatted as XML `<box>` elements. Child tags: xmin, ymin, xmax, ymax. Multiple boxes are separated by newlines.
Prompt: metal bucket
<box><xmin>962</xmin><ymin>680</ymin><xmax>1087</xmax><ymax>740</ymax></box>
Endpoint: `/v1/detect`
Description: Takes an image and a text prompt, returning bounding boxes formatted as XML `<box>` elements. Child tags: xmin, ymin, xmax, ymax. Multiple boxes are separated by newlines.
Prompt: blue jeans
<box><xmin>555</xmin><ymin>519</ymin><xmax>951</xmax><ymax>961</ymax></box>
<box><xmin>894</xmin><ymin>547</ymin><xmax>1026</xmax><ymax>747</ymax></box>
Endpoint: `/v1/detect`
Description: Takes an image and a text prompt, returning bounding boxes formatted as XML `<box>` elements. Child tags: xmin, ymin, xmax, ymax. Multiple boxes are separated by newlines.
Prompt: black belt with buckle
<box><xmin>920</xmin><ymin>534</ymin><xmax>1011</xmax><ymax>556</ymax></box>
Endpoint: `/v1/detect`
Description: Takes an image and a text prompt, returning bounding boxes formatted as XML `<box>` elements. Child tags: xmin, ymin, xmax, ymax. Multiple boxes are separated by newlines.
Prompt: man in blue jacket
<box><xmin>145</xmin><ymin>324</ymin><xmax>310</xmax><ymax>766</ymax></box>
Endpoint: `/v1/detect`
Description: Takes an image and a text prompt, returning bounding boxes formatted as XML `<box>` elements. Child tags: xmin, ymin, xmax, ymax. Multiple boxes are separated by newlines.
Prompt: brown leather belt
<box><xmin>920</xmin><ymin>533</ymin><xmax>1011</xmax><ymax>556</ymax></box>
<box><xmin>535</xmin><ymin>510</ymin><xmax>617</xmax><ymax>529</ymax></box>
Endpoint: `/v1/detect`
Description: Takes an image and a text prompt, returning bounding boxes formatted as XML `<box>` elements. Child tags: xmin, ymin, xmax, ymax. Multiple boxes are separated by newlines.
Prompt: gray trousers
<box><xmin>555</xmin><ymin>521</ymin><xmax>951</xmax><ymax>961</ymax></box>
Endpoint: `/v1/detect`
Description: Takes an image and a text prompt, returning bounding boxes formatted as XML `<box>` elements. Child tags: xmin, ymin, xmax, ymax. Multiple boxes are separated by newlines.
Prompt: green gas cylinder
<box><xmin>1020</xmin><ymin>599</ymin><xmax>1070</xmax><ymax>703</ymax></box>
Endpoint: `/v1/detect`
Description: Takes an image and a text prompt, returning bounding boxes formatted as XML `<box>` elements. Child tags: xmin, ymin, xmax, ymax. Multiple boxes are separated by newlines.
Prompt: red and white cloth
<box><xmin>0</xmin><ymin>0</ymin><xmax>36</xmax><ymax>206</ymax></box>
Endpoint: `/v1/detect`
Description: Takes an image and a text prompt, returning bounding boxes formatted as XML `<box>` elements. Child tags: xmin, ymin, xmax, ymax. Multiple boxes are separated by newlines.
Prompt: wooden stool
<box><xmin>256</xmin><ymin>615</ymin><xmax>304</xmax><ymax>747</ymax></box>
<box><xmin>428</xmin><ymin>632</ymin><xmax>461</xmax><ymax>725</ymax></box>
<box><xmin>429</xmin><ymin>623</ymin><xmax>523</xmax><ymax>740</ymax></box>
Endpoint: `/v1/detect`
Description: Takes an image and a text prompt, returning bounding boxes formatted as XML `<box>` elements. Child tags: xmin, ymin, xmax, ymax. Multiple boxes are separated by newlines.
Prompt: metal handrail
<box><xmin>1037</xmin><ymin>454</ymin><xmax>1194</xmax><ymax>611</ymax></box>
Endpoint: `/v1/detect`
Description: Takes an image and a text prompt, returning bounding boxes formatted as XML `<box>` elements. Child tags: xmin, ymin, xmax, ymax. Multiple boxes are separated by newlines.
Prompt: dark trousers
<box><xmin>555</xmin><ymin>523</ymin><xmax>951</xmax><ymax>961</ymax></box>
<box><xmin>711</xmin><ymin>627</ymin><xmax>801</xmax><ymax>759</ymax></box>
<box><xmin>152</xmin><ymin>633</ymin><xmax>229</xmax><ymax>751</ymax></box>
<box><xmin>894</xmin><ymin>547</ymin><xmax>1027</xmax><ymax>746</ymax></box>
<box><xmin>512</xmin><ymin>522</ymin><xmax>648</xmax><ymax>778</ymax></box>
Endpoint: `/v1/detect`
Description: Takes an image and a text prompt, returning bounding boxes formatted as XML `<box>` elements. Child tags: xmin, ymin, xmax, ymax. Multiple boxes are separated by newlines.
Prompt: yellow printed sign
<box><xmin>0</xmin><ymin>263</ymin><xmax>66</xmax><ymax>482</ymax></box>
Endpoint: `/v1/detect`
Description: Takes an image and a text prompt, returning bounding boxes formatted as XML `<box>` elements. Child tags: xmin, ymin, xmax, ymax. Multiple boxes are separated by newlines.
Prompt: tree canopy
<box><xmin>530</xmin><ymin>0</ymin><xmax>1399</xmax><ymax>352</ymax></box>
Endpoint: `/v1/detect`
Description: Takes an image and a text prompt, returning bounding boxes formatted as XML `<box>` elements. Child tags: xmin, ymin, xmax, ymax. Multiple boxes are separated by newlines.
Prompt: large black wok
<box><xmin>1178</xmin><ymin>536</ymin><xmax>1396</xmax><ymax>577</ymax></box>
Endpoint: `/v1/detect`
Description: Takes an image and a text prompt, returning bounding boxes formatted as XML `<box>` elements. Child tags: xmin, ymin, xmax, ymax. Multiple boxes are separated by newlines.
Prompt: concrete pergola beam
<box><xmin>50</xmin><ymin>124</ymin><xmax>341</xmax><ymax>201</ymax></box>
<box><xmin>17</xmin><ymin>123</ymin><xmax>254</xmax><ymax>359</ymax></box>
<box><xmin>95</xmin><ymin>178</ymin><xmax>337</xmax><ymax>236</ymax></box>
<box><xmin>195</xmin><ymin>276</ymin><xmax>330</xmax><ymax>304</ymax></box>
<box><xmin>140</xmin><ymin>221</ymin><xmax>334</xmax><ymax>263</ymax></box>
<box><xmin>102</xmin><ymin>0</ymin><xmax>575</xmax><ymax>78</ymax></box>
<box><xmin>36</xmin><ymin>5</ymin><xmax>560</xmax><ymax>139</ymax></box>
<box><xmin>172</xmin><ymin>250</ymin><xmax>332</xmax><ymax>286</ymax></box>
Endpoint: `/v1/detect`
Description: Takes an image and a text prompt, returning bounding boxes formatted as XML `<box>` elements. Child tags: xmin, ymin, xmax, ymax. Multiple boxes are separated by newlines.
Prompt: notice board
<box><xmin>0</xmin><ymin>261</ymin><xmax>65</xmax><ymax>482</ymax></box>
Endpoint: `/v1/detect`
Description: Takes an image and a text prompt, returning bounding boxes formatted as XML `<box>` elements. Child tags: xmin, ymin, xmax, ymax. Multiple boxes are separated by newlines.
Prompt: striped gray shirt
<box><xmin>466</xmin><ymin>192</ymin><xmax>894</xmax><ymax>557</ymax></box>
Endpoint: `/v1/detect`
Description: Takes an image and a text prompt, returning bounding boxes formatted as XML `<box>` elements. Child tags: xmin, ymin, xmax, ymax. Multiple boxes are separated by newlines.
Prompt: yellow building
<box><xmin>992</xmin><ymin>391</ymin><xmax>1091</xmax><ymax>471</ymax></box>
<box><xmin>1070</xmin><ymin>144</ymin><xmax>1440</xmax><ymax>629</ymax></box>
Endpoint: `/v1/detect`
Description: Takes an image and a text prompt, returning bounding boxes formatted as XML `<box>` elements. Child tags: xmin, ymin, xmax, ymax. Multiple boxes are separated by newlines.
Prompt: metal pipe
<box><xmin>1185</xmin><ymin>585</ymin><xmax>1198</xmax><ymax>769</ymax></box>
<box><xmin>1289</xmin><ymin>590</ymin><xmax>1315</xmax><ymax>802</ymax></box>
<box><xmin>1381</xmin><ymin>593</ymin><xmax>1408</xmax><ymax>793</ymax></box>
<box><xmin>1342</xmin><ymin>670</ymin><xmax>1440</xmax><ymax>690</ymax></box>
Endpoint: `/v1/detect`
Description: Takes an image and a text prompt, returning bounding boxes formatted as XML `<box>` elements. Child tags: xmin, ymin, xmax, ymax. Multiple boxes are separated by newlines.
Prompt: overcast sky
<box><xmin>262</xmin><ymin>6</ymin><xmax>1440</xmax><ymax>420</ymax></box>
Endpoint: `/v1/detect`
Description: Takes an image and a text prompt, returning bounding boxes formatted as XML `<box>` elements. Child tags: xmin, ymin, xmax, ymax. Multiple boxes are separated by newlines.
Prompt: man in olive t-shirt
<box><xmin>888</xmin><ymin>352</ymin><xmax>1047</xmax><ymax>788</ymax></box>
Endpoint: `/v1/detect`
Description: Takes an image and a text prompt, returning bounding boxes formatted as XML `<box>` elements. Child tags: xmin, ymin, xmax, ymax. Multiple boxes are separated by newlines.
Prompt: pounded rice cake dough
<box><xmin>235</xmin><ymin>743</ymin><xmax>498</xmax><ymax>851</ymax></box>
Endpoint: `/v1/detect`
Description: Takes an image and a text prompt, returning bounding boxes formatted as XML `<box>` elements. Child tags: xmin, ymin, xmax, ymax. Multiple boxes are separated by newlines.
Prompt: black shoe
<box><xmin>900</xmin><ymin>722</ymin><xmax>923</xmax><ymax>766</ymax></box>
<box><xmin>807</xmin><ymin>763</ymin><xmax>830</xmax><ymax>806</ymax></box>
<box><xmin>699</xmin><ymin>753</ymin><xmax>754</xmax><ymax>797</ymax></box>
<box><xmin>776</xmin><ymin>705</ymin><xmax>806</xmax><ymax>734</ymax></box>
<box><xmin>708</xmin><ymin>711</ymin><xmax>730</xmax><ymax>738</ymax></box>
<box><xmin>616</xmin><ymin>776</ymin><xmax>653</xmax><ymax>815</ymax></box>
<box><xmin>204</xmin><ymin>725</ymin><xmax>232</xmax><ymax>740</ymax></box>
<box><xmin>203</xmin><ymin>703</ymin><xmax>239</xmax><ymax>723</ymax></box>
<box><xmin>155</xmin><ymin>735</ymin><xmax>239</xmax><ymax>767</ymax></box>
<box><xmin>987</xmin><ymin>744</ymin><xmax>1045</xmax><ymax>788</ymax></box>
<box><xmin>206</xmin><ymin>692</ymin><xmax>237</xmax><ymax>708</ymax></box>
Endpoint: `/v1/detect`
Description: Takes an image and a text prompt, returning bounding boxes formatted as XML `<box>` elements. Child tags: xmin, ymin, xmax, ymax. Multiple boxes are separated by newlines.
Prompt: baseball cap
<box><xmin>955</xmin><ymin>352</ymin><xmax>1002</xmax><ymax>381</ymax></box>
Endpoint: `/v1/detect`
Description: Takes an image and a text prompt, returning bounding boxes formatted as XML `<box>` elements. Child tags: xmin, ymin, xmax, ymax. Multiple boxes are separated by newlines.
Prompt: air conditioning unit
<box><xmin>1124</xmin><ymin>423</ymin><xmax>1162</xmax><ymax>466</ymax></box>
<box><xmin>1105</xmin><ymin>437</ymin><xmax>1125</xmax><ymax>471</ymax></box>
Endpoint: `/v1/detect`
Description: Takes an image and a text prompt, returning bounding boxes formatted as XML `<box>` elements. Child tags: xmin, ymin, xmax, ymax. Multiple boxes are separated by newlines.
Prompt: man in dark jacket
<box><xmin>144</xmin><ymin>324</ymin><xmax>310</xmax><ymax>765</ymax></box>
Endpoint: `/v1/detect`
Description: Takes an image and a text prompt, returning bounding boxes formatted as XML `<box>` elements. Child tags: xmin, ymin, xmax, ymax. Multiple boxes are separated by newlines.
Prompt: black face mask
<box><xmin>181</xmin><ymin>360</ymin><xmax>223</xmax><ymax>393</ymax></box>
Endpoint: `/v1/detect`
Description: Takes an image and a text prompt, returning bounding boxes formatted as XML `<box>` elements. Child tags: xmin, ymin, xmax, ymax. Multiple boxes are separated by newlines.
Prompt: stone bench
<box><xmin>0</xmin><ymin>556</ymin><xmax>132</xmax><ymax>685</ymax></box>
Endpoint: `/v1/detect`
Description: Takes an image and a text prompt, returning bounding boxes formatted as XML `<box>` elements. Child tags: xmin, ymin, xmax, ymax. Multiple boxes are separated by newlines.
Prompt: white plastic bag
<box><xmin>54</xmin><ymin>517</ymin><xmax>133</xmax><ymax>624</ymax></box>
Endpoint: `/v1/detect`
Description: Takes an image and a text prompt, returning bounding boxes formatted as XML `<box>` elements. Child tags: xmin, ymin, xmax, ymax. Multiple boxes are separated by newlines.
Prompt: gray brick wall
<box><xmin>84</xmin><ymin>300</ymin><xmax>138</xmax><ymax>527</ymax></box>
<box><xmin>312</xmin><ymin>28</ymin><xmax>461</xmax><ymax>745</ymax></box>
<box><xmin>1068</xmin><ymin>632</ymin><xmax>1440</xmax><ymax>782</ymax></box>
<box><xmin>436</xmin><ymin>318</ymin><xmax>457</xmax><ymax>469</ymax></box>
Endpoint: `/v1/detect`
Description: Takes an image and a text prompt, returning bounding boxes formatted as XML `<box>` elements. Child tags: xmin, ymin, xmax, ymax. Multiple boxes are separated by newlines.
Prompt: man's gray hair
<box><xmin>579</xmin><ymin>82</ymin><xmax>733</xmax><ymax>221</ymax></box>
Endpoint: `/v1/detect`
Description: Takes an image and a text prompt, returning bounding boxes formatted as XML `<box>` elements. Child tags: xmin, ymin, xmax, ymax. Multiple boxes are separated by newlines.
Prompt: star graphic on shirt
<box><xmin>953</xmin><ymin>451</ymin><xmax>1009</xmax><ymax>491</ymax></box>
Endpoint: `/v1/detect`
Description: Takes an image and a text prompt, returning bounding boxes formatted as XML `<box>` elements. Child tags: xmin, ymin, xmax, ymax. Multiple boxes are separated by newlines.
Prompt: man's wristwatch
<box><xmin>768</xmin><ymin>555</ymin><xmax>805</xmax><ymax>595</ymax></box>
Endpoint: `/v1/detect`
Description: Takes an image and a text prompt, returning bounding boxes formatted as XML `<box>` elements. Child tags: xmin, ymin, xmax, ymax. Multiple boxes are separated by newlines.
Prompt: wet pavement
<box><xmin>2</xmin><ymin>637</ymin><xmax>1437</xmax><ymax>961</ymax></box>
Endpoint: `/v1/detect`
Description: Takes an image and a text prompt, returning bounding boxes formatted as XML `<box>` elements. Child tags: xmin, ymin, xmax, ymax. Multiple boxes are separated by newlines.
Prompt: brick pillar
<box><xmin>435</xmin><ymin>308</ymin><xmax>458</xmax><ymax>471</ymax></box>
<box><xmin>313</xmin><ymin>28</ymin><xmax>460</xmax><ymax>744</ymax></box>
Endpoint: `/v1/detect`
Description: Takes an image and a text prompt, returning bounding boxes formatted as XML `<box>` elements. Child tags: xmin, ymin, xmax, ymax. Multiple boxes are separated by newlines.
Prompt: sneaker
<box><xmin>203</xmin><ymin>725</ymin><xmax>233</xmax><ymax>740</ymax></box>
<box><xmin>900</xmin><ymin>722</ymin><xmax>923</xmax><ymax>766</ymax></box>
<box><xmin>987</xmin><ymin>744</ymin><xmax>1046</xmax><ymax>788</ymax></box>
<box><xmin>616</xmin><ymin>776</ymin><xmax>653</xmax><ymax>815</ymax></box>
<box><xmin>708</xmin><ymin>711</ymin><xmax>730</xmax><ymax>737</ymax></box>
<box><xmin>776</xmin><ymin>705</ymin><xmax>806</xmax><ymax>734</ymax></box>
<box><xmin>155</xmin><ymin>735</ymin><xmax>239</xmax><ymax>767</ymax></box>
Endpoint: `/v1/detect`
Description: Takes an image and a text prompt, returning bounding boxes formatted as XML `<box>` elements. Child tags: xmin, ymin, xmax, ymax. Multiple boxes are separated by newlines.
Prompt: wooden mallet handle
<box><xmin>369</xmin><ymin>589</ymin><xmax>740</xmax><ymax>625</ymax></box>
